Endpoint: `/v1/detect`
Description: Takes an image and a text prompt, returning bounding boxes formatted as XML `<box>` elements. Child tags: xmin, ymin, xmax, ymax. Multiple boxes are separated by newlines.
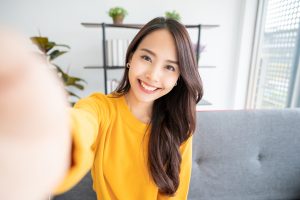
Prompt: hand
<box><xmin>0</xmin><ymin>28</ymin><xmax>72</xmax><ymax>200</ymax></box>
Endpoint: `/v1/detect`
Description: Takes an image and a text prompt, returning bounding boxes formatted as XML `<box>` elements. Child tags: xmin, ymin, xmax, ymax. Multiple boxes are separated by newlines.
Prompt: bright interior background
<box><xmin>0</xmin><ymin>0</ymin><xmax>258</xmax><ymax>110</ymax></box>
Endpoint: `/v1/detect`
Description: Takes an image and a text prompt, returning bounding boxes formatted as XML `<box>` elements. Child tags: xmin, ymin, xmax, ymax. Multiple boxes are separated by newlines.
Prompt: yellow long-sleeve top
<box><xmin>54</xmin><ymin>92</ymin><xmax>193</xmax><ymax>200</ymax></box>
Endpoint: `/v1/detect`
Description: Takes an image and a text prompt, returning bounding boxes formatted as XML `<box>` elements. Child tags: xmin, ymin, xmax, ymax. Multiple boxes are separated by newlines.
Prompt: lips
<box><xmin>138</xmin><ymin>79</ymin><xmax>161</xmax><ymax>93</ymax></box>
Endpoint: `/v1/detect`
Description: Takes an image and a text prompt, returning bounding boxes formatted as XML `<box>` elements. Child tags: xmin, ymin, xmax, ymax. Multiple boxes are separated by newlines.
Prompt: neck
<box><xmin>124</xmin><ymin>91</ymin><xmax>153</xmax><ymax>124</ymax></box>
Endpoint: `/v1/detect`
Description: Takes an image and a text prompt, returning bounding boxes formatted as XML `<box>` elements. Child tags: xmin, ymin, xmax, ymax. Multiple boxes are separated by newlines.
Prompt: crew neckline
<box><xmin>120</xmin><ymin>95</ymin><xmax>149</xmax><ymax>128</ymax></box>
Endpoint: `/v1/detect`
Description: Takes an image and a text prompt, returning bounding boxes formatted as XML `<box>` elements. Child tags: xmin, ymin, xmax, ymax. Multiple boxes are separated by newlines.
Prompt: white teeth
<box><xmin>140</xmin><ymin>81</ymin><xmax>157</xmax><ymax>91</ymax></box>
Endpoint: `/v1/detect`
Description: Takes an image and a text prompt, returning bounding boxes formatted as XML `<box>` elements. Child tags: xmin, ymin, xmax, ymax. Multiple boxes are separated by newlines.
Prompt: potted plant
<box><xmin>31</xmin><ymin>36</ymin><xmax>86</xmax><ymax>104</ymax></box>
<box><xmin>165</xmin><ymin>10</ymin><xmax>181</xmax><ymax>21</ymax></box>
<box><xmin>108</xmin><ymin>7</ymin><xmax>128</xmax><ymax>24</ymax></box>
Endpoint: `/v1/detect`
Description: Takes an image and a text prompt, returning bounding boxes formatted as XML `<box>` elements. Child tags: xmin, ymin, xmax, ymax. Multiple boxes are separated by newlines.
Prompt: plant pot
<box><xmin>113</xmin><ymin>15</ymin><xmax>124</xmax><ymax>24</ymax></box>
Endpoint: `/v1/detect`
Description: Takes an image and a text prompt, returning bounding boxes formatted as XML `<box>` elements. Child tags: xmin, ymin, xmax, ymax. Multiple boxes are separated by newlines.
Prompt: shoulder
<box><xmin>90</xmin><ymin>92</ymin><xmax>120</xmax><ymax>103</ymax></box>
<box><xmin>179</xmin><ymin>135</ymin><xmax>193</xmax><ymax>154</ymax></box>
<box><xmin>72</xmin><ymin>92</ymin><xmax>122</xmax><ymax>125</ymax></box>
<box><xmin>72</xmin><ymin>92</ymin><xmax>112</xmax><ymax>116</ymax></box>
<box><xmin>88</xmin><ymin>92</ymin><xmax>111</xmax><ymax>102</ymax></box>
<box><xmin>76</xmin><ymin>92</ymin><xmax>114</xmax><ymax>107</ymax></box>
<box><xmin>75</xmin><ymin>92</ymin><xmax>123</xmax><ymax>115</ymax></box>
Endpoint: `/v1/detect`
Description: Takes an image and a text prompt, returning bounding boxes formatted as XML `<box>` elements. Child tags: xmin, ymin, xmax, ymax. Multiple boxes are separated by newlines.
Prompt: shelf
<box><xmin>81</xmin><ymin>23</ymin><xmax>219</xmax><ymax>29</ymax></box>
<box><xmin>82</xmin><ymin>23</ymin><xmax>143</xmax><ymax>29</ymax></box>
<box><xmin>84</xmin><ymin>65</ymin><xmax>217</xmax><ymax>69</ymax></box>
<box><xmin>199</xmin><ymin>65</ymin><xmax>217</xmax><ymax>69</ymax></box>
<box><xmin>84</xmin><ymin>66</ymin><xmax>125</xmax><ymax>69</ymax></box>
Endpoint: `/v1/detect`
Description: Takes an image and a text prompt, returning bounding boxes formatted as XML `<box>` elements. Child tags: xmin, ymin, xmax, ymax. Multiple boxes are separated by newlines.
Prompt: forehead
<box><xmin>136</xmin><ymin>29</ymin><xmax>178</xmax><ymax>60</ymax></box>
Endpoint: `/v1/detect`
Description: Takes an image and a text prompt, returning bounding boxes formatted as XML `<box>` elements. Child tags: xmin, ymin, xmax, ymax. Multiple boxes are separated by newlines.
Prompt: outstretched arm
<box><xmin>0</xmin><ymin>28</ymin><xmax>71</xmax><ymax>200</ymax></box>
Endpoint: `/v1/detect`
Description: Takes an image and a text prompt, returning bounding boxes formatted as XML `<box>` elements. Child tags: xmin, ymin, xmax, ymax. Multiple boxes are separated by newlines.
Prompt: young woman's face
<box><xmin>127</xmin><ymin>29</ymin><xmax>180</xmax><ymax>104</ymax></box>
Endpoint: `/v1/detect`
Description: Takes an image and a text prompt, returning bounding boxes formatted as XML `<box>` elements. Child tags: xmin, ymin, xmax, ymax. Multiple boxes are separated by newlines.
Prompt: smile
<box><xmin>138</xmin><ymin>79</ymin><xmax>161</xmax><ymax>93</ymax></box>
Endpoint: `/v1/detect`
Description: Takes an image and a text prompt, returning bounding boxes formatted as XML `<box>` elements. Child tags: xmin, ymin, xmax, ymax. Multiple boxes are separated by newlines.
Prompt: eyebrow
<box><xmin>140</xmin><ymin>48</ymin><xmax>179</xmax><ymax>65</ymax></box>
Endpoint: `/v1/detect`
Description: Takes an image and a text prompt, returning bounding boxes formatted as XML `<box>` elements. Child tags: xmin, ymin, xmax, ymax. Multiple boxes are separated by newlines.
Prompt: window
<box><xmin>247</xmin><ymin>0</ymin><xmax>300</xmax><ymax>108</ymax></box>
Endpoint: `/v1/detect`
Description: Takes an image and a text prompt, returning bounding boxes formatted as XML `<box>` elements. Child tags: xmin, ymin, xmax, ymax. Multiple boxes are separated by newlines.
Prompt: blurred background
<box><xmin>1</xmin><ymin>0</ymin><xmax>299</xmax><ymax>110</ymax></box>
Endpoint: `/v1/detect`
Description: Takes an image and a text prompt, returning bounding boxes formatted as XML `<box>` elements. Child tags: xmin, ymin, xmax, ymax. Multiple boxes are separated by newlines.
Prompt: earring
<box><xmin>126</xmin><ymin>63</ymin><xmax>130</xmax><ymax>69</ymax></box>
<box><xmin>175</xmin><ymin>77</ymin><xmax>180</xmax><ymax>86</ymax></box>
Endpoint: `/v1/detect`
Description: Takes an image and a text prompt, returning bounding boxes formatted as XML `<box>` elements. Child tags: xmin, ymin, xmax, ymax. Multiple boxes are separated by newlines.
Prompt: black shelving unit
<box><xmin>81</xmin><ymin>22</ymin><xmax>219</xmax><ymax>94</ymax></box>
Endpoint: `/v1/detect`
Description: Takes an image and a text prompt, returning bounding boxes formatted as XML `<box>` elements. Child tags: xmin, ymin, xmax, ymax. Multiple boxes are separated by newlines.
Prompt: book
<box><xmin>107</xmin><ymin>79</ymin><xmax>120</xmax><ymax>93</ymax></box>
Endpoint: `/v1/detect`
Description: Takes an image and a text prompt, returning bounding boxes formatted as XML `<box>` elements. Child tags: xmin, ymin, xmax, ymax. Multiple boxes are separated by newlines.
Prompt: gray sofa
<box><xmin>54</xmin><ymin>109</ymin><xmax>300</xmax><ymax>200</ymax></box>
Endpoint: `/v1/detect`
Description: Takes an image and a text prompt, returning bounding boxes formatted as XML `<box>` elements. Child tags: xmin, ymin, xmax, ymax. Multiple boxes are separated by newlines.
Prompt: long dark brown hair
<box><xmin>113</xmin><ymin>17</ymin><xmax>203</xmax><ymax>196</ymax></box>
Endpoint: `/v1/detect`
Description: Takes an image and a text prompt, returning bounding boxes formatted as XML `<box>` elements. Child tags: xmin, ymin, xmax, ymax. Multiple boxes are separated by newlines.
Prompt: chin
<box><xmin>135</xmin><ymin>93</ymin><xmax>158</xmax><ymax>103</ymax></box>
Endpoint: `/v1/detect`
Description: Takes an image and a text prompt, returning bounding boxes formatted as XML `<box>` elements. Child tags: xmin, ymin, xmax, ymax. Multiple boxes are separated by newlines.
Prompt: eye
<box><xmin>166</xmin><ymin>65</ymin><xmax>176</xmax><ymax>72</ymax></box>
<box><xmin>141</xmin><ymin>55</ymin><xmax>152</xmax><ymax>62</ymax></box>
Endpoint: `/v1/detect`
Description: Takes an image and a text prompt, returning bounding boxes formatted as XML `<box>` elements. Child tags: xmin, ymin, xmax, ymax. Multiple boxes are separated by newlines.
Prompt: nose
<box><xmin>145</xmin><ymin>65</ymin><xmax>161</xmax><ymax>83</ymax></box>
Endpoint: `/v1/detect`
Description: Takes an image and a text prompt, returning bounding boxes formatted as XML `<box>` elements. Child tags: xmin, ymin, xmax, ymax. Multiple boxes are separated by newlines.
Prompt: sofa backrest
<box><xmin>54</xmin><ymin>109</ymin><xmax>300</xmax><ymax>200</ymax></box>
<box><xmin>53</xmin><ymin>172</ymin><xmax>96</xmax><ymax>200</ymax></box>
<box><xmin>188</xmin><ymin>109</ymin><xmax>300</xmax><ymax>200</ymax></box>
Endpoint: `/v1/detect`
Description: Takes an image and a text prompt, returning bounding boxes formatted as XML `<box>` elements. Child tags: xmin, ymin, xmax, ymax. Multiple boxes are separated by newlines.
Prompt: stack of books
<box><xmin>106</xmin><ymin>79</ymin><xmax>120</xmax><ymax>94</ymax></box>
<box><xmin>105</xmin><ymin>39</ymin><xmax>131</xmax><ymax>66</ymax></box>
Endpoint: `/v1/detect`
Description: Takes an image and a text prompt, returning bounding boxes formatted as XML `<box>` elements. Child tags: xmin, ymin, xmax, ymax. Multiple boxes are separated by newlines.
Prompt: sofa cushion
<box><xmin>188</xmin><ymin>109</ymin><xmax>300</xmax><ymax>200</ymax></box>
<box><xmin>53</xmin><ymin>172</ymin><xmax>96</xmax><ymax>200</ymax></box>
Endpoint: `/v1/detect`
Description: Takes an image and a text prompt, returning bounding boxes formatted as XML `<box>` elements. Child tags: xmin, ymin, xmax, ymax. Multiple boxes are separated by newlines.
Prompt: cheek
<box><xmin>162</xmin><ymin>78</ymin><xmax>177</xmax><ymax>91</ymax></box>
<box><xmin>163</xmin><ymin>75</ymin><xmax>179</xmax><ymax>87</ymax></box>
<box><xmin>164</xmin><ymin>81</ymin><xmax>176</xmax><ymax>89</ymax></box>
<box><xmin>129</xmin><ymin>60</ymin><xmax>147</xmax><ymax>77</ymax></box>
<box><xmin>128</xmin><ymin>65</ymin><xmax>143</xmax><ymax>85</ymax></box>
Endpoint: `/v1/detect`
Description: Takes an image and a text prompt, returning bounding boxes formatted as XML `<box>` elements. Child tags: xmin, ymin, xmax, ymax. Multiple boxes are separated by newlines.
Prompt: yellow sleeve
<box><xmin>53</xmin><ymin>94</ymin><xmax>107</xmax><ymax>195</ymax></box>
<box><xmin>157</xmin><ymin>135</ymin><xmax>193</xmax><ymax>200</ymax></box>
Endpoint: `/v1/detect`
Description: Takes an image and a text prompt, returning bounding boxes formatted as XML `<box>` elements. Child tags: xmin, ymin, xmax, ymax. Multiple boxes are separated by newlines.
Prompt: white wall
<box><xmin>0</xmin><ymin>0</ymin><xmax>257</xmax><ymax>109</ymax></box>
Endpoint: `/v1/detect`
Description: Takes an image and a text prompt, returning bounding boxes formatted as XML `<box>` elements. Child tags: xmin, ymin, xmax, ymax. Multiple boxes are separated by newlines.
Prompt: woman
<box><xmin>0</xmin><ymin>17</ymin><xmax>203</xmax><ymax>200</ymax></box>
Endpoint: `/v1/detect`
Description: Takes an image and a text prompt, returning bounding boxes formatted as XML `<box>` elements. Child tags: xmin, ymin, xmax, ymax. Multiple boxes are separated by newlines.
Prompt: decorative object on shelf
<box><xmin>165</xmin><ymin>10</ymin><xmax>181</xmax><ymax>21</ymax></box>
<box><xmin>107</xmin><ymin>79</ymin><xmax>120</xmax><ymax>94</ymax></box>
<box><xmin>108</xmin><ymin>7</ymin><xmax>128</xmax><ymax>24</ymax></box>
<box><xmin>193</xmin><ymin>43</ymin><xmax>206</xmax><ymax>62</ymax></box>
<box><xmin>105</xmin><ymin>39</ymin><xmax>131</xmax><ymax>66</ymax></box>
<box><xmin>193</xmin><ymin>43</ymin><xmax>206</xmax><ymax>55</ymax></box>
<box><xmin>31</xmin><ymin>36</ymin><xmax>86</xmax><ymax>103</ymax></box>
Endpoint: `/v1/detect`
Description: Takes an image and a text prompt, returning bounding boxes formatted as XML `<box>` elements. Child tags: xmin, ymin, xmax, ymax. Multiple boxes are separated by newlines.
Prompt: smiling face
<box><xmin>127</xmin><ymin>29</ymin><xmax>180</xmax><ymax>105</ymax></box>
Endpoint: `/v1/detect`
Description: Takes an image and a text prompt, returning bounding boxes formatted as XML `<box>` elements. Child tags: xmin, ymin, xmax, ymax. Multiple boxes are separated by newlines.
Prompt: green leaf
<box><xmin>66</xmin><ymin>77</ymin><xmax>85</xmax><ymax>87</ymax></box>
<box><xmin>30</xmin><ymin>37</ymin><xmax>49</xmax><ymax>53</ymax></box>
<box><xmin>70</xmin><ymin>83</ymin><xmax>85</xmax><ymax>90</ymax></box>
<box><xmin>30</xmin><ymin>37</ymin><xmax>70</xmax><ymax>54</ymax></box>
<box><xmin>53</xmin><ymin>64</ymin><xmax>64</xmax><ymax>73</ymax></box>
<box><xmin>67</xmin><ymin>90</ymin><xmax>81</xmax><ymax>99</ymax></box>
<box><xmin>55</xmin><ymin>44</ymin><xmax>70</xmax><ymax>49</ymax></box>
<box><xmin>49</xmin><ymin>50</ymin><xmax>68</xmax><ymax>61</ymax></box>
<box><xmin>67</xmin><ymin>76</ymin><xmax>87</xmax><ymax>84</ymax></box>
<box><xmin>31</xmin><ymin>35</ymin><xmax>86</xmax><ymax>99</ymax></box>
<box><xmin>45</xmin><ymin>42</ymin><xmax>56</xmax><ymax>53</ymax></box>
<box><xmin>54</xmin><ymin>65</ymin><xmax>87</xmax><ymax>88</ymax></box>
<box><xmin>52</xmin><ymin>65</ymin><xmax>68</xmax><ymax>82</ymax></box>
